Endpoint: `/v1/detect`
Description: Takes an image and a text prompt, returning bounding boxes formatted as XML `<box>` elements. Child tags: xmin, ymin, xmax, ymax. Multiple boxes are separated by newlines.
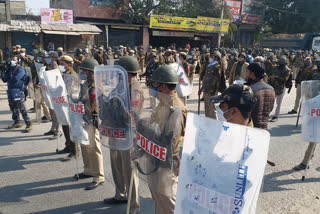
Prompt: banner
<box><xmin>150</xmin><ymin>14</ymin><xmax>197</xmax><ymax>31</ymax></box>
<box><xmin>225</xmin><ymin>0</ymin><xmax>242</xmax><ymax>23</ymax></box>
<box><xmin>241</xmin><ymin>0</ymin><xmax>264</xmax><ymax>24</ymax></box>
<box><xmin>196</xmin><ymin>17</ymin><xmax>230</xmax><ymax>34</ymax></box>
<box><xmin>41</xmin><ymin>8</ymin><xmax>73</xmax><ymax>25</ymax></box>
<box><xmin>175</xmin><ymin>113</ymin><xmax>270</xmax><ymax>214</ymax></box>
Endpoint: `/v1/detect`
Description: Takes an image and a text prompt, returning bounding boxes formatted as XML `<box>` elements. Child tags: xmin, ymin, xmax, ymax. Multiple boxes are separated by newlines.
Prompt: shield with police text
<box><xmin>95</xmin><ymin>65</ymin><xmax>132</xmax><ymax>150</ymax></box>
<box><xmin>175</xmin><ymin>113</ymin><xmax>270</xmax><ymax>214</ymax></box>
<box><xmin>301</xmin><ymin>80</ymin><xmax>320</xmax><ymax>143</ymax></box>
<box><xmin>169</xmin><ymin>63</ymin><xmax>193</xmax><ymax>98</ymax></box>
<box><xmin>64</xmin><ymin>73</ymin><xmax>92</xmax><ymax>145</ymax></box>
<box><xmin>132</xmin><ymin>90</ymin><xmax>185</xmax><ymax>196</ymax></box>
<box><xmin>43</xmin><ymin>68</ymin><xmax>70</xmax><ymax>126</ymax></box>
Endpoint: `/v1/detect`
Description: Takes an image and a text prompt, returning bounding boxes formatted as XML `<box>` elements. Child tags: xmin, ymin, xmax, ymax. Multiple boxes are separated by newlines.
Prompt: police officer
<box><xmin>73</xmin><ymin>48</ymin><xmax>85</xmax><ymax>73</ymax></box>
<box><xmin>58</xmin><ymin>55</ymin><xmax>77</xmax><ymax>160</ymax></box>
<box><xmin>78</xmin><ymin>58</ymin><xmax>105</xmax><ymax>190</ymax></box>
<box><xmin>199</xmin><ymin>51</ymin><xmax>226</xmax><ymax>119</ymax></box>
<box><xmin>137</xmin><ymin>46</ymin><xmax>145</xmax><ymax>80</ymax></box>
<box><xmin>164</xmin><ymin>49</ymin><xmax>174</xmax><ymax>65</ymax></box>
<box><xmin>94</xmin><ymin>47</ymin><xmax>104</xmax><ymax>65</ymax></box>
<box><xmin>147</xmin><ymin>65</ymin><xmax>187</xmax><ymax>214</ymax></box>
<box><xmin>57</xmin><ymin>47</ymin><xmax>64</xmax><ymax>57</ymax></box>
<box><xmin>2</xmin><ymin>55</ymin><xmax>32</xmax><ymax>132</ymax></box>
<box><xmin>103</xmin><ymin>56</ymin><xmax>144</xmax><ymax>214</ymax></box>
<box><xmin>268</xmin><ymin>56</ymin><xmax>291</xmax><ymax>122</ymax></box>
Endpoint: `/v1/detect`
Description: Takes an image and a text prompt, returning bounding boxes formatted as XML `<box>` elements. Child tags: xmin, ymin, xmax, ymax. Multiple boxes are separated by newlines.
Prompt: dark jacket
<box><xmin>247</xmin><ymin>79</ymin><xmax>275</xmax><ymax>130</ymax></box>
<box><xmin>1</xmin><ymin>65</ymin><xmax>26</xmax><ymax>91</ymax></box>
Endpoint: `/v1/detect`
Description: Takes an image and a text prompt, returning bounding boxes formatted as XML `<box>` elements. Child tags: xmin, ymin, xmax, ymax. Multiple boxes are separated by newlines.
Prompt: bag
<box><xmin>7</xmin><ymin>88</ymin><xmax>22</xmax><ymax>101</ymax></box>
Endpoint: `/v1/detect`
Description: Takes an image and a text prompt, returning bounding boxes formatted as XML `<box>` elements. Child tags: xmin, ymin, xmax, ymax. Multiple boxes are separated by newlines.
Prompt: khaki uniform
<box><xmin>73</xmin><ymin>55</ymin><xmax>85</xmax><ymax>73</ymax></box>
<box><xmin>94</xmin><ymin>52</ymin><xmax>104</xmax><ymax>65</ymax></box>
<box><xmin>147</xmin><ymin>93</ymin><xmax>187</xmax><ymax>214</ymax></box>
<box><xmin>137</xmin><ymin>52</ymin><xmax>145</xmax><ymax>76</ymax></box>
<box><xmin>110</xmin><ymin>78</ymin><xmax>144</xmax><ymax>213</ymax></box>
<box><xmin>202</xmin><ymin>63</ymin><xmax>224</xmax><ymax>119</ymax></box>
<box><xmin>81</xmin><ymin>79</ymin><xmax>105</xmax><ymax>182</ymax></box>
<box><xmin>165</xmin><ymin>55</ymin><xmax>175</xmax><ymax>65</ymax></box>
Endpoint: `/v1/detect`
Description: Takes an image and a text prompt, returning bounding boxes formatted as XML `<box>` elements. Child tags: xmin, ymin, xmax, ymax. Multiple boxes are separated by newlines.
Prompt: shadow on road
<box><xmin>269</xmin><ymin>124</ymin><xmax>301</xmax><ymax>137</ymax></box>
<box><xmin>30</xmin><ymin>197</ymin><xmax>153</xmax><ymax>214</ymax></box>
<box><xmin>0</xmin><ymin>152</ymin><xmax>60</xmax><ymax>173</ymax></box>
<box><xmin>0</xmin><ymin>135</ymin><xmax>51</xmax><ymax>147</ymax></box>
<box><xmin>262</xmin><ymin>169</ymin><xmax>320</xmax><ymax>193</ymax></box>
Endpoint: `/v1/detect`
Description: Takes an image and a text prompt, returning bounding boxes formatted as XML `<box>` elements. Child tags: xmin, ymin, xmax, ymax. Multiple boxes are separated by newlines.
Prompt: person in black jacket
<box><xmin>1</xmin><ymin>55</ymin><xmax>32</xmax><ymax>132</ymax></box>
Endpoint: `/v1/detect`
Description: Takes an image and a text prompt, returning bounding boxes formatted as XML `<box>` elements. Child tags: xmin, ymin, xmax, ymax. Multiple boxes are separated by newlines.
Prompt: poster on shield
<box><xmin>301</xmin><ymin>80</ymin><xmax>320</xmax><ymax>143</ymax></box>
<box><xmin>169</xmin><ymin>63</ymin><xmax>192</xmax><ymax>97</ymax></box>
<box><xmin>175</xmin><ymin>113</ymin><xmax>270</xmax><ymax>214</ymax></box>
<box><xmin>43</xmin><ymin>68</ymin><xmax>70</xmax><ymax>125</ymax></box>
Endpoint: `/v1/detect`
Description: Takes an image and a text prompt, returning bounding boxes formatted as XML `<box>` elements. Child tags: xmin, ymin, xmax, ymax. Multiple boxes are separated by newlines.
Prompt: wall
<box><xmin>0</xmin><ymin>1</ymin><xmax>26</xmax><ymax>21</ymax></box>
<box><xmin>50</xmin><ymin>0</ymin><xmax>73</xmax><ymax>10</ymax></box>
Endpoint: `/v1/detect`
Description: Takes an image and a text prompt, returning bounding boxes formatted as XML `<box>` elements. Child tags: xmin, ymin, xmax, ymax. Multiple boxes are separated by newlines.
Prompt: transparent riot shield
<box><xmin>95</xmin><ymin>65</ymin><xmax>132</xmax><ymax>150</ymax></box>
<box><xmin>301</xmin><ymin>80</ymin><xmax>320</xmax><ymax>143</ymax></box>
<box><xmin>25</xmin><ymin>66</ymin><xmax>35</xmax><ymax>100</ymax></box>
<box><xmin>168</xmin><ymin>63</ymin><xmax>193</xmax><ymax>98</ymax></box>
<box><xmin>43</xmin><ymin>68</ymin><xmax>70</xmax><ymax>126</ymax></box>
<box><xmin>64</xmin><ymin>73</ymin><xmax>92</xmax><ymax>145</ymax></box>
<box><xmin>132</xmin><ymin>90</ymin><xmax>185</xmax><ymax>197</ymax></box>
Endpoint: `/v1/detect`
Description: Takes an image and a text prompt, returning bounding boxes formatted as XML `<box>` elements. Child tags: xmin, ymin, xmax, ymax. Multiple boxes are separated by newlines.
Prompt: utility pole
<box><xmin>5</xmin><ymin>0</ymin><xmax>11</xmax><ymax>22</ymax></box>
<box><xmin>217</xmin><ymin>0</ymin><xmax>224</xmax><ymax>48</ymax></box>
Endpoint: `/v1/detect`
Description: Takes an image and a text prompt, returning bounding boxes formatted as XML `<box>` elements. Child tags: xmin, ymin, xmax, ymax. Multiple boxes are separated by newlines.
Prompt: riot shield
<box><xmin>25</xmin><ymin>66</ymin><xmax>35</xmax><ymax>100</ymax></box>
<box><xmin>168</xmin><ymin>63</ymin><xmax>192</xmax><ymax>98</ymax></box>
<box><xmin>64</xmin><ymin>73</ymin><xmax>92</xmax><ymax>145</ymax></box>
<box><xmin>43</xmin><ymin>68</ymin><xmax>70</xmax><ymax>126</ymax></box>
<box><xmin>301</xmin><ymin>80</ymin><xmax>320</xmax><ymax>143</ymax></box>
<box><xmin>174</xmin><ymin>113</ymin><xmax>270</xmax><ymax>214</ymax></box>
<box><xmin>132</xmin><ymin>90</ymin><xmax>185</xmax><ymax>197</ymax></box>
<box><xmin>95</xmin><ymin>65</ymin><xmax>132</xmax><ymax>150</ymax></box>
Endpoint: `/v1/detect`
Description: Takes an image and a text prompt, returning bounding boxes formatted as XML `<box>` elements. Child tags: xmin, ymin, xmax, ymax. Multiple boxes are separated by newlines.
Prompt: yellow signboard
<box><xmin>196</xmin><ymin>17</ymin><xmax>230</xmax><ymax>34</ymax></box>
<box><xmin>150</xmin><ymin>14</ymin><xmax>197</xmax><ymax>31</ymax></box>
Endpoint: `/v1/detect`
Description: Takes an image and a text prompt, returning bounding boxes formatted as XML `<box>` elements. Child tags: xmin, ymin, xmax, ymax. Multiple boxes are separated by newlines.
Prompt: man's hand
<box><xmin>173</xmin><ymin>155</ymin><xmax>181</xmax><ymax>176</ymax></box>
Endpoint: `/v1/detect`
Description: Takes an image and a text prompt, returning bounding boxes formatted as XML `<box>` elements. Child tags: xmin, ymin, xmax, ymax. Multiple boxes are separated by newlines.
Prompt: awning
<box><xmin>77</xmin><ymin>32</ymin><xmax>101</xmax><ymax>35</ymax></box>
<box><xmin>42</xmin><ymin>30</ymin><xmax>80</xmax><ymax>35</ymax></box>
<box><xmin>152</xmin><ymin>30</ymin><xmax>194</xmax><ymax>37</ymax></box>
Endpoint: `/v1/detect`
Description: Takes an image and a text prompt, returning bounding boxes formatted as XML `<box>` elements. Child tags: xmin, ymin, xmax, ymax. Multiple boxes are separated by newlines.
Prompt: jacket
<box><xmin>229</xmin><ymin>61</ymin><xmax>249</xmax><ymax>85</ymax></box>
<box><xmin>1</xmin><ymin>66</ymin><xmax>25</xmax><ymax>91</ymax></box>
<box><xmin>247</xmin><ymin>79</ymin><xmax>275</xmax><ymax>130</ymax></box>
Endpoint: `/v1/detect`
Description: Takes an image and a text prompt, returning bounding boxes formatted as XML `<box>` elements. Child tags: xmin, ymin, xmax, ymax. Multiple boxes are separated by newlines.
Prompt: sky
<box><xmin>24</xmin><ymin>0</ymin><xmax>50</xmax><ymax>15</ymax></box>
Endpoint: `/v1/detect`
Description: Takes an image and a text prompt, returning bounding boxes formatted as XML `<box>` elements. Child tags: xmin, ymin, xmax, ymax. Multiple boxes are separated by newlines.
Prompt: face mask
<box><xmin>11</xmin><ymin>60</ymin><xmax>17</xmax><ymax>67</ymax></box>
<box><xmin>46</xmin><ymin>58</ymin><xmax>52</xmax><ymax>64</ymax></box>
<box><xmin>216</xmin><ymin>106</ymin><xmax>233</xmax><ymax>121</ymax></box>
<box><xmin>238</xmin><ymin>58</ymin><xmax>244</xmax><ymax>62</ymax></box>
<box><xmin>20</xmin><ymin>53</ymin><xmax>25</xmax><ymax>57</ymax></box>
<box><xmin>38</xmin><ymin>57</ymin><xmax>43</xmax><ymax>62</ymax></box>
<box><xmin>279</xmin><ymin>64</ymin><xmax>285</xmax><ymax>69</ymax></box>
<box><xmin>59</xmin><ymin>65</ymin><xmax>66</xmax><ymax>73</ymax></box>
<box><xmin>115</xmin><ymin>55</ymin><xmax>118</xmax><ymax>59</ymax></box>
<box><xmin>151</xmin><ymin>58</ymin><xmax>155</xmax><ymax>63</ymax></box>
<box><xmin>307</xmin><ymin>62</ymin><xmax>312</xmax><ymax>66</ymax></box>
<box><xmin>150</xmin><ymin>86</ymin><xmax>158</xmax><ymax>97</ymax></box>
<box><xmin>209</xmin><ymin>58</ymin><xmax>214</xmax><ymax>63</ymax></box>
<box><xmin>231</xmin><ymin>56</ymin><xmax>234</xmax><ymax>59</ymax></box>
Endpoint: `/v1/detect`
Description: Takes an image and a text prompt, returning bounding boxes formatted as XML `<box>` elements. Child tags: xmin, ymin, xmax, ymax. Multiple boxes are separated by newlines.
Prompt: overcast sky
<box><xmin>24</xmin><ymin>0</ymin><xmax>50</xmax><ymax>15</ymax></box>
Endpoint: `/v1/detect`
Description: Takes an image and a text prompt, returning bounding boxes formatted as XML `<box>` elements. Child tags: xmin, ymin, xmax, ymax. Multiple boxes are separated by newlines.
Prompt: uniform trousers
<box><xmin>8</xmin><ymin>98</ymin><xmax>31</xmax><ymax>125</ymax></box>
<box><xmin>292</xmin><ymin>66</ymin><xmax>299</xmax><ymax>79</ymax></box>
<box><xmin>49</xmin><ymin>108</ymin><xmax>59</xmax><ymax>132</ymax></box>
<box><xmin>62</xmin><ymin>125</ymin><xmax>75</xmax><ymax>154</ymax></box>
<box><xmin>81</xmin><ymin>125</ymin><xmax>105</xmax><ymax>183</ymax></box>
<box><xmin>274</xmin><ymin>87</ymin><xmax>286</xmax><ymax>117</ymax></box>
<box><xmin>302</xmin><ymin>142</ymin><xmax>316</xmax><ymax>165</ymax></box>
<box><xmin>203</xmin><ymin>92</ymin><xmax>217</xmax><ymax>119</ymax></box>
<box><xmin>40</xmin><ymin>89</ymin><xmax>51</xmax><ymax>119</ymax></box>
<box><xmin>293</xmin><ymin>84</ymin><xmax>301</xmax><ymax>112</ymax></box>
<box><xmin>110</xmin><ymin>149</ymin><xmax>140</xmax><ymax>213</ymax></box>
<box><xmin>147</xmin><ymin>167</ymin><xmax>178</xmax><ymax>214</ymax></box>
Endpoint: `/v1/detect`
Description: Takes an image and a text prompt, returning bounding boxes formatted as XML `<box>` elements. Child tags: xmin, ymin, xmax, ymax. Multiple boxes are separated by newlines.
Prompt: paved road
<box><xmin>0</xmin><ymin>76</ymin><xmax>320</xmax><ymax>214</ymax></box>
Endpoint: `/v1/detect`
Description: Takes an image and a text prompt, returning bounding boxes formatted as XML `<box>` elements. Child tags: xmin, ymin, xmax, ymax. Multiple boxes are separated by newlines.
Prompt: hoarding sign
<box><xmin>41</xmin><ymin>8</ymin><xmax>73</xmax><ymax>25</ymax></box>
<box><xmin>225</xmin><ymin>0</ymin><xmax>242</xmax><ymax>23</ymax></box>
<box><xmin>241</xmin><ymin>0</ymin><xmax>264</xmax><ymax>24</ymax></box>
<box><xmin>150</xmin><ymin>14</ymin><xmax>197</xmax><ymax>31</ymax></box>
<box><xmin>196</xmin><ymin>17</ymin><xmax>230</xmax><ymax>34</ymax></box>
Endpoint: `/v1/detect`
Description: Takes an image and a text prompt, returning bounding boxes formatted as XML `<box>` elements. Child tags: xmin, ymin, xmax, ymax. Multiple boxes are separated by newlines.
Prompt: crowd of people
<box><xmin>1</xmin><ymin>43</ymin><xmax>320</xmax><ymax>214</ymax></box>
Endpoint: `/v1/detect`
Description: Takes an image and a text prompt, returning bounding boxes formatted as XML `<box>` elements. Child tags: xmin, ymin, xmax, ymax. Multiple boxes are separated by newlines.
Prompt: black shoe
<box><xmin>288</xmin><ymin>110</ymin><xmax>297</xmax><ymax>114</ymax></box>
<box><xmin>28</xmin><ymin>108</ymin><xmax>35</xmax><ymax>113</ymax></box>
<box><xmin>75</xmin><ymin>173</ymin><xmax>93</xmax><ymax>180</ymax></box>
<box><xmin>269</xmin><ymin>116</ymin><xmax>278</xmax><ymax>122</ymax></box>
<box><xmin>85</xmin><ymin>181</ymin><xmax>104</xmax><ymax>190</ymax></box>
<box><xmin>104</xmin><ymin>197</ymin><xmax>128</xmax><ymax>204</ymax></box>
<box><xmin>57</xmin><ymin>147</ymin><xmax>70</xmax><ymax>154</ymax></box>
<box><xmin>25</xmin><ymin>124</ymin><xmax>32</xmax><ymax>133</ymax></box>
<box><xmin>44</xmin><ymin>130</ymin><xmax>56</xmax><ymax>136</ymax></box>
<box><xmin>200</xmin><ymin>98</ymin><xmax>204</xmax><ymax>102</ymax></box>
<box><xmin>61</xmin><ymin>153</ymin><xmax>75</xmax><ymax>162</ymax></box>
<box><xmin>293</xmin><ymin>163</ymin><xmax>308</xmax><ymax>171</ymax></box>
<box><xmin>41</xmin><ymin>116</ymin><xmax>51</xmax><ymax>123</ymax></box>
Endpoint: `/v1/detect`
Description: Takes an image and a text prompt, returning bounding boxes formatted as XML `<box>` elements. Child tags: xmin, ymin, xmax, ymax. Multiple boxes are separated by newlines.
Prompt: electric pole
<box><xmin>5</xmin><ymin>0</ymin><xmax>11</xmax><ymax>22</ymax></box>
<box><xmin>217</xmin><ymin>0</ymin><xmax>224</xmax><ymax>48</ymax></box>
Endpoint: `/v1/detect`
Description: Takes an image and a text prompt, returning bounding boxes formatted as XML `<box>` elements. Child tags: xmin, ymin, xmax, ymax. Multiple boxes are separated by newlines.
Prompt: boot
<box><xmin>25</xmin><ymin>124</ymin><xmax>32</xmax><ymax>133</ymax></box>
<box><xmin>8</xmin><ymin>122</ymin><xmax>22</xmax><ymax>129</ymax></box>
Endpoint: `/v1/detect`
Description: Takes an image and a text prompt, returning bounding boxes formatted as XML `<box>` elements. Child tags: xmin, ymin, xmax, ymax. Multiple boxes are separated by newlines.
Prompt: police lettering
<box><xmin>311</xmin><ymin>109</ymin><xmax>320</xmax><ymax>117</ymax></box>
<box><xmin>100</xmin><ymin>127</ymin><xmax>125</xmax><ymax>138</ymax></box>
<box><xmin>136</xmin><ymin>132</ymin><xmax>167</xmax><ymax>161</ymax></box>
<box><xmin>53</xmin><ymin>96</ymin><xmax>67</xmax><ymax>104</ymax></box>
<box><xmin>69</xmin><ymin>103</ymin><xmax>84</xmax><ymax>114</ymax></box>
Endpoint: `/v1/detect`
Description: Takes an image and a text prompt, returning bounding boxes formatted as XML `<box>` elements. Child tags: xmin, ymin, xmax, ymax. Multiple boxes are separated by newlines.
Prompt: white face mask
<box><xmin>238</xmin><ymin>58</ymin><xmax>244</xmax><ymax>62</ymax></box>
<box><xmin>11</xmin><ymin>60</ymin><xmax>17</xmax><ymax>67</ymax></box>
<box><xmin>59</xmin><ymin>65</ymin><xmax>66</xmax><ymax>73</ymax></box>
<box><xmin>216</xmin><ymin>105</ymin><xmax>233</xmax><ymax>121</ymax></box>
<box><xmin>20</xmin><ymin>53</ymin><xmax>26</xmax><ymax>57</ymax></box>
